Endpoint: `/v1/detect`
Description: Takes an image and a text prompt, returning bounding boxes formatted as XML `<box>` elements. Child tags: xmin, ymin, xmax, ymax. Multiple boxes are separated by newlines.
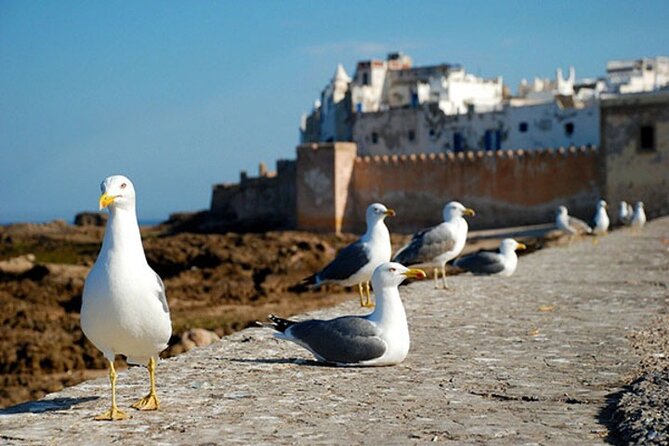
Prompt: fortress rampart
<box><xmin>296</xmin><ymin>143</ymin><xmax>599</xmax><ymax>233</ymax></box>
<box><xmin>210</xmin><ymin>91</ymin><xmax>669</xmax><ymax>234</ymax></box>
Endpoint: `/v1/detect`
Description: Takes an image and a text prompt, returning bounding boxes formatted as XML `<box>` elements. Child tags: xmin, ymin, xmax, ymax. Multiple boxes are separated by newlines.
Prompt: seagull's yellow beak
<box><xmin>403</xmin><ymin>268</ymin><xmax>427</xmax><ymax>280</ymax></box>
<box><xmin>516</xmin><ymin>242</ymin><xmax>527</xmax><ymax>251</ymax></box>
<box><xmin>463</xmin><ymin>208</ymin><xmax>476</xmax><ymax>217</ymax></box>
<box><xmin>99</xmin><ymin>193</ymin><xmax>115</xmax><ymax>210</ymax></box>
<box><xmin>384</xmin><ymin>208</ymin><xmax>396</xmax><ymax>217</ymax></box>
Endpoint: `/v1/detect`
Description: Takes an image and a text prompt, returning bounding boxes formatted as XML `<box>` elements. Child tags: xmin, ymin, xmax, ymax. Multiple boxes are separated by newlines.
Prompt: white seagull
<box><xmin>592</xmin><ymin>199</ymin><xmax>610</xmax><ymax>236</ymax></box>
<box><xmin>631</xmin><ymin>201</ymin><xmax>646</xmax><ymax>231</ymax></box>
<box><xmin>268</xmin><ymin>263</ymin><xmax>426</xmax><ymax>366</ymax></box>
<box><xmin>618</xmin><ymin>201</ymin><xmax>633</xmax><ymax>226</ymax></box>
<box><xmin>303</xmin><ymin>203</ymin><xmax>395</xmax><ymax>307</ymax></box>
<box><xmin>555</xmin><ymin>205</ymin><xmax>592</xmax><ymax>240</ymax></box>
<box><xmin>81</xmin><ymin>175</ymin><xmax>172</xmax><ymax>421</ymax></box>
<box><xmin>392</xmin><ymin>201</ymin><xmax>475</xmax><ymax>289</ymax></box>
<box><xmin>454</xmin><ymin>238</ymin><xmax>526</xmax><ymax>277</ymax></box>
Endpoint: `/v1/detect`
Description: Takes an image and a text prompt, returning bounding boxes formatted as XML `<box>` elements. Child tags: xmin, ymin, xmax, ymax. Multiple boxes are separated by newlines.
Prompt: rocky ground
<box><xmin>0</xmin><ymin>220</ymin><xmax>359</xmax><ymax>407</ymax></box>
<box><xmin>0</xmin><ymin>217</ymin><xmax>667</xmax><ymax>444</ymax></box>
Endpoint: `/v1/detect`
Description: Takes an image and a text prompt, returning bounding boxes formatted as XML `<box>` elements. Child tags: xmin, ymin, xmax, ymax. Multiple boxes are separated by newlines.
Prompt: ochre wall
<box><xmin>344</xmin><ymin>147</ymin><xmax>600</xmax><ymax>233</ymax></box>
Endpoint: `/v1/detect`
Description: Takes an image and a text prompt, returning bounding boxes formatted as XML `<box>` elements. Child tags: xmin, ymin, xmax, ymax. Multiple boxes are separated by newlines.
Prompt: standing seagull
<box><xmin>631</xmin><ymin>201</ymin><xmax>646</xmax><ymax>231</ymax></box>
<box><xmin>555</xmin><ymin>205</ymin><xmax>592</xmax><ymax>242</ymax></box>
<box><xmin>592</xmin><ymin>199</ymin><xmax>610</xmax><ymax>236</ymax></box>
<box><xmin>618</xmin><ymin>201</ymin><xmax>633</xmax><ymax>226</ymax></box>
<box><xmin>81</xmin><ymin>175</ymin><xmax>172</xmax><ymax>421</ymax></box>
<box><xmin>267</xmin><ymin>263</ymin><xmax>426</xmax><ymax>366</ymax></box>
<box><xmin>392</xmin><ymin>201</ymin><xmax>475</xmax><ymax>289</ymax></box>
<box><xmin>303</xmin><ymin>203</ymin><xmax>395</xmax><ymax>308</ymax></box>
<box><xmin>454</xmin><ymin>238</ymin><xmax>526</xmax><ymax>277</ymax></box>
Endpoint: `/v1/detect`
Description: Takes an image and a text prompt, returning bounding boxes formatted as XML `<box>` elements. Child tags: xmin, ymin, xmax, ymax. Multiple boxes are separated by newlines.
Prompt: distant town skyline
<box><xmin>2</xmin><ymin>1</ymin><xmax>668</xmax><ymax>223</ymax></box>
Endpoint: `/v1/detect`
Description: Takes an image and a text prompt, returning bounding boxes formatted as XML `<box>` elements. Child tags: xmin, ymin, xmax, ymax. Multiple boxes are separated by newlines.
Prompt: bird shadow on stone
<box><xmin>227</xmin><ymin>357</ymin><xmax>340</xmax><ymax>368</ymax></box>
<box><xmin>0</xmin><ymin>396</ymin><xmax>99</xmax><ymax>415</ymax></box>
<box><xmin>597</xmin><ymin>388</ymin><xmax>626</xmax><ymax>445</ymax></box>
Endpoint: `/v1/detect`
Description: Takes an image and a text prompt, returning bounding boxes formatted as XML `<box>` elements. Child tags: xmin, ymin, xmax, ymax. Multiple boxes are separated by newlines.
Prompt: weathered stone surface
<box><xmin>1</xmin><ymin>218</ymin><xmax>668</xmax><ymax>444</ymax></box>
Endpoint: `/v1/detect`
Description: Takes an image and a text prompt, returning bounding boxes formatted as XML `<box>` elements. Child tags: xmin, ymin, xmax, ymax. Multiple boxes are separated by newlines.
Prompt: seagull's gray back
<box><xmin>568</xmin><ymin>216</ymin><xmax>592</xmax><ymax>234</ymax></box>
<box><xmin>287</xmin><ymin>316</ymin><xmax>386</xmax><ymax>364</ymax></box>
<box><xmin>393</xmin><ymin>224</ymin><xmax>456</xmax><ymax>265</ymax></box>
<box><xmin>318</xmin><ymin>239</ymin><xmax>371</xmax><ymax>282</ymax></box>
<box><xmin>454</xmin><ymin>250</ymin><xmax>505</xmax><ymax>275</ymax></box>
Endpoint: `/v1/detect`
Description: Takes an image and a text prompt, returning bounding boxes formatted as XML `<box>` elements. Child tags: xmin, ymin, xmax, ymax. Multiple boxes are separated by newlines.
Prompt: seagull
<box><xmin>392</xmin><ymin>201</ymin><xmax>474</xmax><ymax>289</ymax></box>
<box><xmin>267</xmin><ymin>262</ymin><xmax>426</xmax><ymax>366</ymax></box>
<box><xmin>81</xmin><ymin>175</ymin><xmax>172</xmax><ymax>421</ymax></box>
<box><xmin>631</xmin><ymin>201</ymin><xmax>646</xmax><ymax>231</ymax></box>
<box><xmin>453</xmin><ymin>238</ymin><xmax>526</xmax><ymax>277</ymax></box>
<box><xmin>592</xmin><ymin>199</ymin><xmax>610</xmax><ymax>236</ymax></box>
<box><xmin>302</xmin><ymin>203</ymin><xmax>395</xmax><ymax>308</ymax></box>
<box><xmin>555</xmin><ymin>205</ymin><xmax>591</xmax><ymax>242</ymax></box>
<box><xmin>618</xmin><ymin>201</ymin><xmax>633</xmax><ymax>226</ymax></box>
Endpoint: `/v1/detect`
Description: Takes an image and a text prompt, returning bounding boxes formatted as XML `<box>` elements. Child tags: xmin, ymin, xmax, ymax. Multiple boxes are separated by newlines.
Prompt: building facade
<box><xmin>300</xmin><ymin>53</ymin><xmax>669</xmax><ymax>157</ymax></box>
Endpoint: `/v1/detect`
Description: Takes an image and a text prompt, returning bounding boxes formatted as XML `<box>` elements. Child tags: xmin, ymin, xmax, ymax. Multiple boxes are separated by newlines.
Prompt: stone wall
<box><xmin>295</xmin><ymin>142</ymin><xmax>357</xmax><ymax>233</ymax></box>
<box><xmin>600</xmin><ymin>91</ymin><xmax>669</xmax><ymax>218</ymax></box>
<box><xmin>210</xmin><ymin>160</ymin><xmax>296</xmax><ymax>231</ymax></box>
<box><xmin>343</xmin><ymin>146</ymin><xmax>600</xmax><ymax>233</ymax></box>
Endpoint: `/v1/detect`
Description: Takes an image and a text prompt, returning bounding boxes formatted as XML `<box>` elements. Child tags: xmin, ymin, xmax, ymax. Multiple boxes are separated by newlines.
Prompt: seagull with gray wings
<box><xmin>267</xmin><ymin>262</ymin><xmax>426</xmax><ymax>366</ymax></box>
<box><xmin>81</xmin><ymin>175</ymin><xmax>172</xmax><ymax>421</ymax></box>
<box><xmin>454</xmin><ymin>238</ymin><xmax>526</xmax><ymax>277</ymax></box>
<box><xmin>555</xmin><ymin>205</ymin><xmax>592</xmax><ymax>243</ymax></box>
<box><xmin>392</xmin><ymin>201</ymin><xmax>474</xmax><ymax>289</ymax></box>
<box><xmin>303</xmin><ymin>203</ymin><xmax>395</xmax><ymax>307</ymax></box>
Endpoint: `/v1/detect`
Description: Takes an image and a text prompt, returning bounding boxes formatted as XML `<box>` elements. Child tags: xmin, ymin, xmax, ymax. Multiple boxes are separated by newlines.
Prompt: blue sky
<box><xmin>1</xmin><ymin>1</ymin><xmax>668</xmax><ymax>223</ymax></box>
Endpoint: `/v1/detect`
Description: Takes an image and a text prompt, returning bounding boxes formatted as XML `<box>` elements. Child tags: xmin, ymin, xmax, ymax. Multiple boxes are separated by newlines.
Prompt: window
<box><xmin>640</xmin><ymin>125</ymin><xmax>656</xmax><ymax>152</ymax></box>
<box><xmin>564</xmin><ymin>122</ymin><xmax>575</xmax><ymax>136</ymax></box>
<box><xmin>371</xmin><ymin>132</ymin><xmax>379</xmax><ymax>144</ymax></box>
<box><xmin>362</xmin><ymin>72</ymin><xmax>369</xmax><ymax>85</ymax></box>
<box><xmin>519</xmin><ymin>122</ymin><xmax>528</xmax><ymax>133</ymax></box>
<box><xmin>408</xmin><ymin>130</ymin><xmax>415</xmax><ymax>142</ymax></box>
<box><xmin>453</xmin><ymin>132</ymin><xmax>463</xmax><ymax>152</ymax></box>
<box><xmin>484</xmin><ymin>129</ymin><xmax>502</xmax><ymax>151</ymax></box>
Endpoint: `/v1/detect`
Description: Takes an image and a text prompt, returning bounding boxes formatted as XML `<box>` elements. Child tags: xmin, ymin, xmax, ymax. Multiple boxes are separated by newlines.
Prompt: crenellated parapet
<box><xmin>355</xmin><ymin>145</ymin><xmax>598</xmax><ymax>166</ymax></box>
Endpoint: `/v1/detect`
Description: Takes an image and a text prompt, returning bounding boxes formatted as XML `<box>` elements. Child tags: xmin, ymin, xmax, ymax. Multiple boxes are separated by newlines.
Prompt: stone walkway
<box><xmin>2</xmin><ymin>218</ymin><xmax>668</xmax><ymax>445</ymax></box>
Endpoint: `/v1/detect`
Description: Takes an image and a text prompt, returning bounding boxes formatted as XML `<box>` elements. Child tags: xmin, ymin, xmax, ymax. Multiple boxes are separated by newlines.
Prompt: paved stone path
<box><xmin>2</xmin><ymin>218</ymin><xmax>668</xmax><ymax>445</ymax></box>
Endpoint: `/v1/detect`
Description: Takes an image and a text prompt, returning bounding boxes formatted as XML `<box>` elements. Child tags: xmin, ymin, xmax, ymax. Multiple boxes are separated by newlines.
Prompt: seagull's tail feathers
<box><xmin>289</xmin><ymin>273</ymin><xmax>322</xmax><ymax>293</ymax></box>
<box><xmin>266</xmin><ymin>314</ymin><xmax>298</xmax><ymax>333</ymax></box>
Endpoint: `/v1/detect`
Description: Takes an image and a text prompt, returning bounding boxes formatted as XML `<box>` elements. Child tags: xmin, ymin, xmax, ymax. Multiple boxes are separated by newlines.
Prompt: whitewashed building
<box><xmin>300</xmin><ymin>53</ymin><xmax>667</xmax><ymax>155</ymax></box>
<box><xmin>606</xmin><ymin>56</ymin><xmax>669</xmax><ymax>94</ymax></box>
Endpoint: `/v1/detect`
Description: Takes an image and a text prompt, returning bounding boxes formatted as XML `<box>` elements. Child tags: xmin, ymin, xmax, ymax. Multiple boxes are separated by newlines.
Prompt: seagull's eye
<box><xmin>120</xmin><ymin>183</ymin><xmax>127</xmax><ymax>189</ymax></box>
<box><xmin>389</xmin><ymin>267</ymin><xmax>396</xmax><ymax>272</ymax></box>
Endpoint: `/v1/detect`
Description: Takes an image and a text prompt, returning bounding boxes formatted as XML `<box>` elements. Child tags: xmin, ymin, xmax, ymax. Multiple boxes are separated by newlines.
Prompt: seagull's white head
<box><xmin>500</xmin><ymin>238</ymin><xmax>526</xmax><ymax>254</ymax></box>
<box><xmin>597</xmin><ymin>199</ymin><xmax>607</xmax><ymax>209</ymax></box>
<box><xmin>443</xmin><ymin>201</ymin><xmax>475</xmax><ymax>221</ymax></box>
<box><xmin>636</xmin><ymin>201</ymin><xmax>644</xmax><ymax>210</ymax></box>
<box><xmin>557</xmin><ymin>205</ymin><xmax>569</xmax><ymax>217</ymax></box>
<box><xmin>366</xmin><ymin>202</ymin><xmax>395</xmax><ymax>225</ymax></box>
<box><xmin>99</xmin><ymin>175</ymin><xmax>136</xmax><ymax>212</ymax></box>
<box><xmin>371</xmin><ymin>262</ymin><xmax>426</xmax><ymax>290</ymax></box>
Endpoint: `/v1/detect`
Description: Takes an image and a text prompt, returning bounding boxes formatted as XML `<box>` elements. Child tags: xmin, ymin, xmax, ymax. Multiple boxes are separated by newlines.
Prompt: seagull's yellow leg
<box><xmin>433</xmin><ymin>268</ymin><xmax>440</xmax><ymax>289</ymax></box>
<box><xmin>441</xmin><ymin>265</ymin><xmax>449</xmax><ymax>290</ymax></box>
<box><xmin>131</xmin><ymin>357</ymin><xmax>160</xmax><ymax>411</ymax></box>
<box><xmin>361</xmin><ymin>281</ymin><xmax>374</xmax><ymax>308</ymax></box>
<box><xmin>94</xmin><ymin>360</ymin><xmax>128</xmax><ymax>421</ymax></box>
<box><xmin>357</xmin><ymin>283</ymin><xmax>366</xmax><ymax>307</ymax></box>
